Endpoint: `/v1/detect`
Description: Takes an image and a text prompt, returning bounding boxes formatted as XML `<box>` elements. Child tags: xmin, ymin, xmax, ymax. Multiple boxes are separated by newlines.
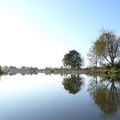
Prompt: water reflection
<box><xmin>0</xmin><ymin>72</ymin><xmax>120</xmax><ymax>119</ymax></box>
<box><xmin>62</xmin><ymin>74</ymin><xmax>84</xmax><ymax>94</ymax></box>
<box><xmin>88</xmin><ymin>75</ymin><xmax>120</xmax><ymax>116</ymax></box>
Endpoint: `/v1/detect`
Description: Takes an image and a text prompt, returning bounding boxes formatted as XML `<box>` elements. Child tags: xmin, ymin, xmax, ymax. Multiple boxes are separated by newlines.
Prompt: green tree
<box><xmin>95</xmin><ymin>31</ymin><xmax>120</xmax><ymax>67</ymax></box>
<box><xmin>62</xmin><ymin>50</ymin><xmax>83</xmax><ymax>69</ymax></box>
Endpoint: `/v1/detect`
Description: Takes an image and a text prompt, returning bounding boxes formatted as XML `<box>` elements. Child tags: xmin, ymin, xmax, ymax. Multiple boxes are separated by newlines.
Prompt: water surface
<box><xmin>0</xmin><ymin>74</ymin><xmax>120</xmax><ymax>120</ymax></box>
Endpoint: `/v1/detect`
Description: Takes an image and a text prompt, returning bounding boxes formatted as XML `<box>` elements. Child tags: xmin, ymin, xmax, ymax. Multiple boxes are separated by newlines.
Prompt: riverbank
<box><xmin>0</xmin><ymin>66</ymin><xmax>120</xmax><ymax>76</ymax></box>
<box><xmin>0</xmin><ymin>69</ymin><xmax>5</xmax><ymax>75</ymax></box>
<box><xmin>39</xmin><ymin>67</ymin><xmax>120</xmax><ymax>76</ymax></box>
<box><xmin>86</xmin><ymin>68</ymin><xmax>120</xmax><ymax>76</ymax></box>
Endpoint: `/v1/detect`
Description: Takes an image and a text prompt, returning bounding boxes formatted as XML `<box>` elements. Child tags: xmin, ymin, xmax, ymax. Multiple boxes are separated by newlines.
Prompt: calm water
<box><xmin>0</xmin><ymin>73</ymin><xmax>120</xmax><ymax>120</ymax></box>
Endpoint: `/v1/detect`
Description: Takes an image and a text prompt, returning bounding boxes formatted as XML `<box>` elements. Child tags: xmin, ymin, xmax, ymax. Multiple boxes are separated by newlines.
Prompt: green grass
<box><xmin>87</xmin><ymin>68</ymin><xmax>120</xmax><ymax>76</ymax></box>
<box><xmin>0</xmin><ymin>69</ymin><xmax>5</xmax><ymax>75</ymax></box>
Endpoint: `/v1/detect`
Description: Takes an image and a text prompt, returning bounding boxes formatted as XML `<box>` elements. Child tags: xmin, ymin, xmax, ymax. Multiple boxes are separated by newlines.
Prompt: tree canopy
<box><xmin>62</xmin><ymin>50</ymin><xmax>83</xmax><ymax>69</ymax></box>
<box><xmin>89</xmin><ymin>31</ymin><xmax>120</xmax><ymax>67</ymax></box>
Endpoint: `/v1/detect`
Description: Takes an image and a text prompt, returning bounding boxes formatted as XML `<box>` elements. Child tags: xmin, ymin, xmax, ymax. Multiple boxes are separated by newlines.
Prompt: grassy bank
<box><xmin>0</xmin><ymin>69</ymin><xmax>5</xmax><ymax>75</ymax></box>
<box><xmin>87</xmin><ymin>68</ymin><xmax>120</xmax><ymax>76</ymax></box>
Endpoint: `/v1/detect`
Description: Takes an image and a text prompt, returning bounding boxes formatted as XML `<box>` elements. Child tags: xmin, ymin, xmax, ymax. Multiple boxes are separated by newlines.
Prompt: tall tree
<box><xmin>87</xmin><ymin>44</ymin><xmax>99</xmax><ymax>67</ymax></box>
<box><xmin>62</xmin><ymin>50</ymin><xmax>83</xmax><ymax>69</ymax></box>
<box><xmin>95</xmin><ymin>31</ymin><xmax>120</xmax><ymax>67</ymax></box>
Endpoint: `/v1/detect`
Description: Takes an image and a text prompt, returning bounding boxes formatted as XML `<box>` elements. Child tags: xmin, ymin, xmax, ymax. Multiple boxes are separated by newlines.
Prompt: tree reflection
<box><xmin>62</xmin><ymin>74</ymin><xmax>84</xmax><ymax>94</ymax></box>
<box><xmin>88</xmin><ymin>75</ymin><xmax>120</xmax><ymax>115</ymax></box>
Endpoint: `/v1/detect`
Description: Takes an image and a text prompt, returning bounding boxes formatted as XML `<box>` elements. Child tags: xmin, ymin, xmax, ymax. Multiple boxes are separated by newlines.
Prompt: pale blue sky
<box><xmin>0</xmin><ymin>0</ymin><xmax>120</xmax><ymax>68</ymax></box>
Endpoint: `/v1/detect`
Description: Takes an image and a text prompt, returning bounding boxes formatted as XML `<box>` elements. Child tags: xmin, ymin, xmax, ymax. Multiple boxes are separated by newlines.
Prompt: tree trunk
<box><xmin>111</xmin><ymin>59</ymin><xmax>115</xmax><ymax>67</ymax></box>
